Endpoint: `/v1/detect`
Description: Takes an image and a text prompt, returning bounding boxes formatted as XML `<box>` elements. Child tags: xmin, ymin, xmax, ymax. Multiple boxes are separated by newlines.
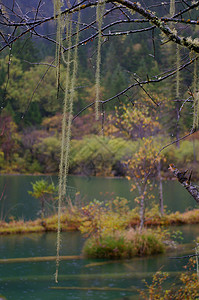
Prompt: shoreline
<box><xmin>1</xmin><ymin>208</ymin><xmax>199</xmax><ymax>235</ymax></box>
<box><xmin>0</xmin><ymin>172</ymin><xmax>176</xmax><ymax>181</ymax></box>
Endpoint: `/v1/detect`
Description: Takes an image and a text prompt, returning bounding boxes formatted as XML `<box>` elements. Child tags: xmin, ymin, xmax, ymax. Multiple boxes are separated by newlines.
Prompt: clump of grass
<box><xmin>83</xmin><ymin>235</ymin><xmax>129</xmax><ymax>259</ymax></box>
<box><xmin>125</xmin><ymin>228</ymin><xmax>166</xmax><ymax>256</ymax></box>
<box><xmin>0</xmin><ymin>218</ymin><xmax>44</xmax><ymax>234</ymax></box>
<box><xmin>0</xmin><ymin>206</ymin><xmax>83</xmax><ymax>235</ymax></box>
<box><xmin>83</xmin><ymin>228</ymin><xmax>165</xmax><ymax>259</ymax></box>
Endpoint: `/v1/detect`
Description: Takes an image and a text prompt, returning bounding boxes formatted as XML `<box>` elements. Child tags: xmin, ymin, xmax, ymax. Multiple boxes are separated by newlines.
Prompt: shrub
<box><xmin>79</xmin><ymin>198</ymin><xmax>132</xmax><ymax>238</ymax></box>
<box><xmin>139</xmin><ymin>258</ymin><xmax>199</xmax><ymax>299</ymax></box>
<box><xmin>28</xmin><ymin>159</ymin><xmax>43</xmax><ymax>173</ymax></box>
<box><xmin>34</xmin><ymin>136</ymin><xmax>60</xmax><ymax>173</ymax></box>
<box><xmin>70</xmin><ymin>135</ymin><xmax>138</xmax><ymax>176</ymax></box>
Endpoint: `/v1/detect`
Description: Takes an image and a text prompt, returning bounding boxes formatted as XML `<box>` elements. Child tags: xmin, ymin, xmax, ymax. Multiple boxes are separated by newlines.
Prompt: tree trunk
<box><xmin>158</xmin><ymin>160</ymin><xmax>164</xmax><ymax>215</ymax></box>
<box><xmin>41</xmin><ymin>198</ymin><xmax>45</xmax><ymax>221</ymax></box>
<box><xmin>140</xmin><ymin>194</ymin><xmax>145</xmax><ymax>231</ymax></box>
<box><xmin>193</xmin><ymin>138</ymin><xmax>196</xmax><ymax>163</ymax></box>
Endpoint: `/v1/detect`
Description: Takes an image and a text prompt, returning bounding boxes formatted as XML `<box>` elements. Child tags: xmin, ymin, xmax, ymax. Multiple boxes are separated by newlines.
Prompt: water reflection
<box><xmin>0</xmin><ymin>175</ymin><xmax>198</xmax><ymax>221</ymax></box>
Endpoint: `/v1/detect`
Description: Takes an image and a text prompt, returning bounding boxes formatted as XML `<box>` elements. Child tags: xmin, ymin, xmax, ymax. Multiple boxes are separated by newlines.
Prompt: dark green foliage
<box><xmin>33</xmin><ymin>136</ymin><xmax>60</xmax><ymax>173</ymax></box>
<box><xmin>0</xmin><ymin>112</ymin><xmax>19</xmax><ymax>161</ymax></box>
<box><xmin>0</xmin><ymin>62</ymin><xmax>7</xmax><ymax>104</ymax></box>
<box><xmin>23</xmin><ymin>102</ymin><xmax>42</xmax><ymax>126</ymax></box>
<box><xmin>103</xmin><ymin>64</ymin><xmax>128</xmax><ymax>107</ymax></box>
<box><xmin>12</xmin><ymin>33</ymin><xmax>40</xmax><ymax>71</ymax></box>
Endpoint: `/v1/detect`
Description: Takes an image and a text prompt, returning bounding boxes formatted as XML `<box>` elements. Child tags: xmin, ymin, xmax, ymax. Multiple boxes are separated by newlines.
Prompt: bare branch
<box><xmin>102</xmin><ymin>25</ymin><xmax>155</xmax><ymax>37</ymax></box>
<box><xmin>112</xmin><ymin>0</ymin><xmax>199</xmax><ymax>53</ymax></box>
<box><xmin>169</xmin><ymin>163</ymin><xmax>199</xmax><ymax>204</ymax></box>
<box><xmin>73</xmin><ymin>57</ymin><xmax>196</xmax><ymax>120</ymax></box>
<box><xmin>158</xmin><ymin>129</ymin><xmax>197</xmax><ymax>155</ymax></box>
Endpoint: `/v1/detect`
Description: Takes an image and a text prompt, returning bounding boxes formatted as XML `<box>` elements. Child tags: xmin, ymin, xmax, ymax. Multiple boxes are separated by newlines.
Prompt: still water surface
<box><xmin>0</xmin><ymin>227</ymin><xmax>199</xmax><ymax>300</ymax></box>
<box><xmin>0</xmin><ymin>175</ymin><xmax>198</xmax><ymax>220</ymax></box>
<box><xmin>0</xmin><ymin>175</ymin><xmax>199</xmax><ymax>299</ymax></box>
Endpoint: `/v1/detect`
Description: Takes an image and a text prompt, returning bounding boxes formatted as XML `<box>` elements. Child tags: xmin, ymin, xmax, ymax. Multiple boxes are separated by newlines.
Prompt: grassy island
<box><xmin>1</xmin><ymin>200</ymin><xmax>199</xmax><ymax>259</ymax></box>
<box><xmin>1</xmin><ymin>205</ymin><xmax>199</xmax><ymax>235</ymax></box>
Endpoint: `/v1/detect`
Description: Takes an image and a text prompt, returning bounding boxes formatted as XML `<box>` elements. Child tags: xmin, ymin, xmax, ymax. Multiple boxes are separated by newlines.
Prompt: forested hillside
<box><xmin>0</xmin><ymin>0</ymin><xmax>199</xmax><ymax>176</ymax></box>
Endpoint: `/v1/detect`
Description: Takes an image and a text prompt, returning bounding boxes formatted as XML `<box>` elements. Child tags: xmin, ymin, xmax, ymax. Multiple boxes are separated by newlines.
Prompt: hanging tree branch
<box><xmin>112</xmin><ymin>0</ymin><xmax>199</xmax><ymax>53</ymax></box>
<box><xmin>169</xmin><ymin>164</ymin><xmax>199</xmax><ymax>204</ymax></box>
<box><xmin>73</xmin><ymin>56</ymin><xmax>196</xmax><ymax>120</ymax></box>
<box><xmin>1</xmin><ymin>0</ymin><xmax>199</xmax><ymax>54</ymax></box>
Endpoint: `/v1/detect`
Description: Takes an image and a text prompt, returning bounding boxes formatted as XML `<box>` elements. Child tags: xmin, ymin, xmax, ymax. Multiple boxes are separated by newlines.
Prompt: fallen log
<box><xmin>0</xmin><ymin>255</ymin><xmax>82</xmax><ymax>264</ymax></box>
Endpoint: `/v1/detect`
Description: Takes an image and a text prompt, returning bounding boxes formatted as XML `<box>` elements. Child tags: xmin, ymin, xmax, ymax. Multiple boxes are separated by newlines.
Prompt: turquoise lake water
<box><xmin>0</xmin><ymin>175</ymin><xmax>199</xmax><ymax>299</ymax></box>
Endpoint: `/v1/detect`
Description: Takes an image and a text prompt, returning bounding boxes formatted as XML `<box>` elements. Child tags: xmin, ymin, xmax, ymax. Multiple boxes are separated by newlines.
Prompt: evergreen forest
<box><xmin>0</xmin><ymin>0</ymin><xmax>199</xmax><ymax>179</ymax></box>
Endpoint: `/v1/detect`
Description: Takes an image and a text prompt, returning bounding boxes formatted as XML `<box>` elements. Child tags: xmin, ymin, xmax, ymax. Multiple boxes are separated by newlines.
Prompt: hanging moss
<box><xmin>58</xmin><ymin>14</ymin><xmax>72</xmax><ymax>209</ymax></box>
<box><xmin>170</xmin><ymin>0</ymin><xmax>180</xmax><ymax>99</ymax></box>
<box><xmin>95</xmin><ymin>0</ymin><xmax>105</xmax><ymax>120</ymax></box>
<box><xmin>54</xmin><ymin>0</ymin><xmax>63</xmax><ymax>94</ymax></box>
<box><xmin>176</xmin><ymin>44</ymin><xmax>180</xmax><ymax>99</ymax></box>
<box><xmin>196</xmin><ymin>244</ymin><xmax>199</xmax><ymax>280</ymax></box>
<box><xmin>55</xmin><ymin>0</ymin><xmax>81</xmax><ymax>283</ymax></box>
<box><xmin>54</xmin><ymin>0</ymin><xmax>64</xmax><ymax>283</ymax></box>
<box><xmin>193</xmin><ymin>59</ymin><xmax>199</xmax><ymax>129</ymax></box>
<box><xmin>170</xmin><ymin>0</ymin><xmax>175</xmax><ymax>16</ymax></box>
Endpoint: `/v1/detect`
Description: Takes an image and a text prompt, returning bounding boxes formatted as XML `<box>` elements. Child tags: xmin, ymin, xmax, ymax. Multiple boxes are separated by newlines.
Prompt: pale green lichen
<box><xmin>193</xmin><ymin>38</ymin><xmax>199</xmax><ymax>47</ymax></box>
<box><xmin>55</xmin><ymin>0</ymin><xmax>81</xmax><ymax>283</ymax></box>
<box><xmin>192</xmin><ymin>0</ymin><xmax>199</xmax><ymax>9</ymax></box>
<box><xmin>171</xmin><ymin>28</ymin><xmax>177</xmax><ymax>35</ymax></box>
<box><xmin>193</xmin><ymin>58</ymin><xmax>199</xmax><ymax>129</ymax></box>
<box><xmin>170</xmin><ymin>0</ymin><xmax>175</xmax><ymax>16</ymax></box>
<box><xmin>95</xmin><ymin>0</ymin><xmax>106</xmax><ymax>120</ymax></box>
<box><xmin>182</xmin><ymin>37</ymin><xmax>199</xmax><ymax>50</ymax></box>
<box><xmin>176</xmin><ymin>44</ymin><xmax>180</xmax><ymax>98</ymax></box>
